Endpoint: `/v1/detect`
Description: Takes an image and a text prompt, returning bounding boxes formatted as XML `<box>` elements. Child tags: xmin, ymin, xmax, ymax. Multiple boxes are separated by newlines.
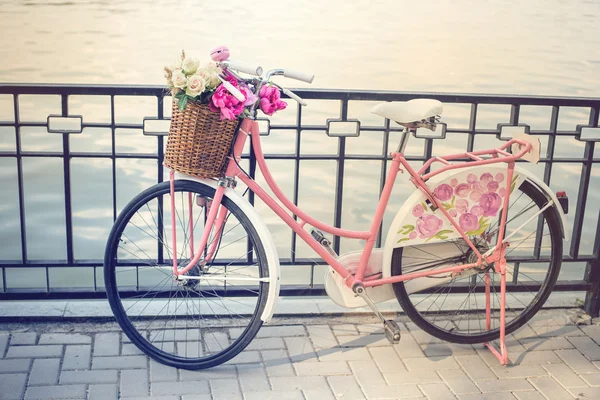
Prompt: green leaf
<box><xmin>450</xmin><ymin>195</ymin><xmax>456</xmax><ymax>207</ymax></box>
<box><xmin>402</xmin><ymin>224</ymin><xmax>415</xmax><ymax>230</ymax></box>
<box><xmin>178</xmin><ymin>95</ymin><xmax>188</xmax><ymax>111</ymax></box>
<box><xmin>397</xmin><ymin>238</ymin><xmax>410</xmax><ymax>243</ymax></box>
<box><xmin>438</xmin><ymin>229</ymin><xmax>454</xmax><ymax>236</ymax></box>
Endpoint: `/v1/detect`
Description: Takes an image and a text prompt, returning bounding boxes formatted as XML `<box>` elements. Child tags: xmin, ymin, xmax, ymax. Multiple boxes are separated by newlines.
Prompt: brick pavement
<box><xmin>0</xmin><ymin>309</ymin><xmax>599</xmax><ymax>400</ymax></box>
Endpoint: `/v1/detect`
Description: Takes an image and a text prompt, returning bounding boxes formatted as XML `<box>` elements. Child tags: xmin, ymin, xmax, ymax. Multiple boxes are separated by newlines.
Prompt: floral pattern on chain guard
<box><xmin>394</xmin><ymin>167</ymin><xmax>525</xmax><ymax>247</ymax></box>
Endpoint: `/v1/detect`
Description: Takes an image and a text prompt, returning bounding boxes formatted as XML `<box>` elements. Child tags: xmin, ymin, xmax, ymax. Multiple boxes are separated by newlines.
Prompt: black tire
<box><xmin>104</xmin><ymin>180</ymin><xmax>269</xmax><ymax>369</ymax></box>
<box><xmin>392</xmin><ymin>180</ymin><xmax>563</xmax><ymax>344</ymax></box>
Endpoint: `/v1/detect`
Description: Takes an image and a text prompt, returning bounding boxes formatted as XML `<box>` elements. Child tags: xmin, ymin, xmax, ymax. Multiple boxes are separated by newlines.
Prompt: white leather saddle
<box><xmin>371</xmin><ymin>99</ymin><xmax>443</xmax><ymax>127</ymax></box>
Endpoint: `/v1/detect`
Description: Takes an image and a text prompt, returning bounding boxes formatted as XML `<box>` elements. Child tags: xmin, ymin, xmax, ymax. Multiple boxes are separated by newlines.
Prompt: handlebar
<box><xmin>223</xmin><ymin>60</ymin><xmax>263</xmax><ymax>76</ymax></box>
<box><xmin>283</xmin><ymin>69</ymin><xmax>314</xmax><ymax>84</ymax></box>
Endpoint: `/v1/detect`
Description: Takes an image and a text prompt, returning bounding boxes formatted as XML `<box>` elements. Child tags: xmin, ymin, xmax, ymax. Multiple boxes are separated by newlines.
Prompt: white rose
<box><xmin>182</xmin><ymin>57</ymin><xmax>200</xmax><ymax>75</ymax></box>
<box><xmin>171</xmin><ymin>70</ymin><xmax>187</xmax><ymax>89</ymax></box>
<box><xmin>185</xmin><ymin>74</ymin><xmax>206</xmax><ymax>97</ymax></box>
<box><xmin>197</xmin><ymin>68</ymin><xmax>221</xmax><ymax>90</ymax></box>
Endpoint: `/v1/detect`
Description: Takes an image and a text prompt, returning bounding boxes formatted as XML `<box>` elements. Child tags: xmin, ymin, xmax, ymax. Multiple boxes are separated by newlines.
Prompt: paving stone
<box><xmin>24</xmin><ymin>384</ymin><xmax>86</xmax><ymax>400</ymax></box>
<box><xmin>0</xmin><ymin>373</ymin><xmax>27</xmax><ymax>400</ymax></box>
<box><xmin>475</xmin><ymin>378</ymin><xmax>534</xmax><ymax>392</ymax></box>
<box><xmin>362</xmin><ymin>383</ymin><xmax>423</xmax><ymax>399</ymax></box>
<box><xmin>303</xmin><ymin>389</ymin><xmax>336</xmax><ymax>400</ymax></box>
<box><xmin>405</xmin><ymin>322</ymin><xmax>444</xmax><ymax>345</ymax></box>
<box><xmin>0</xmin><ymin>333</ymin><xmax>8</xmax><ymax>356</ymax></box>
<box><xmin>28</xmin><ymin>358</ymin><xmax>60</xmax><ymax>386</ymax></box>
<box><xmin>237</xmin><ymin>364</ymin><xmax>270</xmax><ymax>392</ymax></box>
<box><xmin>337</xmin><ymin>334</ymin><xmax>390</xmax><ymax>348</ymax></box>
<box><xmin>0</xmin><ymin>358</ymin><xmax>30</xmax><ymax>373</ymax></box>
<box><xmin>331</xmin><ymin>324</ymin><xmax>359</xmax><ymax>336</ymax></box>
<box><xmin>246</xmin><ymin>337</ymin><xmax>286</xmax><ymax>350</ymax></box>
<box><xmin>227</xmin><ymin>350</ymin><xmax>260</xmax><ymax>364</ymax></box>
<box><xmin>93</xmin><ymin>332</ymin><xmax>120</xmax><ymax>356</ymax></box>
<box><xmin>316</xmin><ymin>346</ymin><xmax>373</xmax><ymax>362</ymax></box>
<box><xmin>243</xmin><ymin>391</ymin><xmax>304</xmax><ymax>400</ymax></box>
<box><xmin>285</xmin><ymin>336</ymin><xmax>318</xmax><ymax>362</ymax></box>
<box><xmin>569</xmin><ymin>386</ymin><xmax>600</xmax><ymax>398</ymax></box>
<box><xmin>121</xmin><ymin>369</ymin><xmax>149</xmax><ymax>397</ymax></box>
<box><xmin>531</xmin><ymin>325</ymin><xmax>584</xmax><ymax>338</ymax></box>
<box><xmin>62</xmin><ymin>344</ymin><xmax>91</xmax><ymax>370</ymax></box>
<box><xmin>123</xmin><ymin>397</ymin><xmax>179</xmax><ymax>400</ymax></box>
<box><xmin>567</xmin><ymin>336</ymin><xmax>600</xmax><ymax>361</ymax></box>
<box><xmin>580</xmin><ymin>324</ymin><xmax>600</xmax><ymax>344</ymax></box>
<box><xmin>327</xmin><ymin>375</ymin><xmax>366</xmax><ymax>400</ymax></box>
<box><xmin>349</xmin><ymin>360</ymin><xmax>386</xmax><ymax>387</ymax></box>
<box><xmin>403</xmin><ymin>356</ymin><xmax>460</xmax><ymax>371</ymax></box>
<box><xmin>384</xmin><ymin>370</ymin><xmax>442</xmax><ymax>385</ymax></box>
<box><xmin>92</xmin><ymin>355</ymin><xmax>147</xmax><ymax>369</ymax></box>
<box><xmin>511</xmin><ymin>325</ymin><xmax>539</xmax><ymax>340</ymax></box>
<box><xmin>529</xmin><ymin>376</ymin><xmax>574</xmax><ymax>400</ymax></box>
<box><xmin>38</xmin><ymin>333</ymin><xmax>91</xmax><ymax>345</ymax></box>
<box><xmin>89</xmin><ymin>383</ymin><xmax>118</xmax><ymax>400</ymax></box>
<box><xmin>294</xmin><ymin>360</ymin><xmax>350</xmax><ymax>376</ymax></box>
<box><xmin>262</xmin><ymin>349</ymin><xmax>295</xmax><ymax>377</ymax></box>
<box><xmin>306</xmin><ymin>325</ymin><xmax>338</xmax><ymax>349</ymax></box>
<box><xmin>491</xmin><ymin>365</ymin><xmax>548</xmax><ymax>379</ymax></box>
<box><xmin>270</xmin><ymin>376</ymin><xmax>329</xmax><ymax>391</ymax></box>
<box><xmin>210</xmin><ymin>378</ymin><xmax>242</xmax><ymax>400</ymax></box>
<box><xmin>121</xmin><ymin>343</ymin><xmax>145</xmax><ymax>355</ymax></box>
<box><xmin>150</xmin><ymin>359</ymin><xmax>178</xmax><ymax>382</ymax></box>
<box><xmin>513</xmin><ymin>392</ymin><xmax>546</xmax><ymax>400</ymax></box>
<box><xmin>579</xmin><ymin>373</ymin><xmax>600</xmax><ymax>386</ymax></box>
<box><xmin>438</xmin><ymin>369</ymin><xmax>481</xmax><ymax>394</ymax></box>
<box><xmin>542</xmin><ymin>363</ymin><xmax>588</xmax><ymax>387</ymax></box>
<box><xmin>419</xmin><ymin>382</ymin><xmax>457</xmax><ymax>399</ymax></box>
<box><xmin>60</xmin><ymin>369</ymin><xmax>118</xmax><ymax>384</ymax></box>
<box><xmin>394</xmin><ymin>334</ymin><xmax>425</xmax><ymax>358</ymax></box>
<box><xmin>369</xmin><ymin>346</ymin><xmax>407</xmax><ymax>373</ymax></box>
<box><xmin>555</xmin><ymin>349</ymin><xmax>599</xmax><ymax>374</ymax></box>
<box><xmin>180</xmin><ymin>365</ymin><xmax>237</xmax><ymax>381</ymax></box>
<box><xmin>518</xmin><ymin>338</ymin><xmax>574</xmax><ymax>351</ymax></box>
<box><xmin>152</xmin><ymin>380</ymin><xmax>210</xmax><ymax>395</ymax></box>
<box><xmin>5</xmin><ymin>345</ymin><xmax>62</xmax><ymax>358</ymax></box>
<box><xmin>256</xmin><ymin>325</ymin><xmax>306</xmax><ymax>338</ymax></box>
<box><xmin>455</xmin><ymin>355</ymin><xmax>496</xmax><ymax>380</ymax></box>
<box><xmin>9</xmin><ymin>333</ymin><xmax>37</xmax><ymax>345</ymax></box>
<box><xmin>422</xmin><ymin>343</ymin><xmax>476</xmax><ymax>357</ymax></box>
<box><xmin>180</xmin><ymin>396</ymin><xmax>212</xmax><ymax>400</ymax></box>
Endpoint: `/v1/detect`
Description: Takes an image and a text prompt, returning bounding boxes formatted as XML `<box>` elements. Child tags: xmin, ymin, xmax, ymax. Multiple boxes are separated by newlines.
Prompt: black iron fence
<box><xmin>0</xmin><ymin>84</ymin><xmax>599</xmax><ymax>316</ymax></box>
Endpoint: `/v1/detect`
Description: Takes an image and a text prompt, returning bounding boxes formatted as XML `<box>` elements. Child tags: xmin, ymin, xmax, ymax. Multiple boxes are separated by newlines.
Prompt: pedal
<box><xmin>311</xmin><ymin>229</ymin><xmax>337</xmax><ymax>257</ymax></box>
<box><xmin>384</xmin><ymin>320</ymin><xmax>401</xmax><ymax>344</ymax></box>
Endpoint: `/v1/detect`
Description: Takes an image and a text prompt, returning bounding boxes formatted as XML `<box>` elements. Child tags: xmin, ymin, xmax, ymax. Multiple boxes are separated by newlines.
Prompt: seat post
<box><xmin>396</xmin><ymin>126</ymin><xmax>411</xmax><ymax>153</ymax></box>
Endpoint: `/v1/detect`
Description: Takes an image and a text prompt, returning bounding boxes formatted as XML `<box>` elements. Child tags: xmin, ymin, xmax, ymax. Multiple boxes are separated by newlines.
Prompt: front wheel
<box><xmin>104</xmin><ymin>179</ymin><xmax>270</xmax><ymax>370</ymax></box>
<box><xmin>392</xmin><ymin>180</ymin><xmax>563</xmax><ymax>344</ymax></box>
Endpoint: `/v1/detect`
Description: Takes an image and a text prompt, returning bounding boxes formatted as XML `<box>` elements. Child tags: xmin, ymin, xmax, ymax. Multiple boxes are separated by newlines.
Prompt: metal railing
<box><xmin>0</xmin><ymin>83</ymin><xmax>599</xmax><ymax>316</ymax></box>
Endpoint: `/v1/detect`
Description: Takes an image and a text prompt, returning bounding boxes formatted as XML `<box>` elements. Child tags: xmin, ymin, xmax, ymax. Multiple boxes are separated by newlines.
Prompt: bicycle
<box><xmin>103</xmin><ymin>55</ymin><xmax>569</xmax><ymax>370</ymax></box>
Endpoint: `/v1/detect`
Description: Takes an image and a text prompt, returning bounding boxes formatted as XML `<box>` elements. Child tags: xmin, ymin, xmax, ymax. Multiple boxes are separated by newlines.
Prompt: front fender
<box><xmin>382</xmin><ymin>165</ymin><xmax>568</xmax><ymax>280</ymax></box>
<box><xmin>174</xmin><ymin>174</ymin><xmax>281</xmax><ymax>322</ymax></box>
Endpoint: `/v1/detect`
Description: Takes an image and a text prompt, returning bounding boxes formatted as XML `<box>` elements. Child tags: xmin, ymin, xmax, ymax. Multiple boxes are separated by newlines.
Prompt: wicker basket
<box><xmin>164</xmin><ymin>101</ymin><xmax>239</xmax><ymax>179</ymax></box>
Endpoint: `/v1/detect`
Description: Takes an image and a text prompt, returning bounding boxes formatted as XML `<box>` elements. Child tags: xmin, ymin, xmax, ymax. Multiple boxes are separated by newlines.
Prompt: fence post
<box><xmin>585</xmin><ymin>210</ymin><xmax>600</xmax><ymax>317</ymax></box>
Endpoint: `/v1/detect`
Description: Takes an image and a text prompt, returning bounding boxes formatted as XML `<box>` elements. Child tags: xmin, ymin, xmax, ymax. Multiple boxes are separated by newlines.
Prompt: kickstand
<box><xmin>483</xmin><ymin>269</ymin><xmax>509</xmax><ymax>365</ymax></box>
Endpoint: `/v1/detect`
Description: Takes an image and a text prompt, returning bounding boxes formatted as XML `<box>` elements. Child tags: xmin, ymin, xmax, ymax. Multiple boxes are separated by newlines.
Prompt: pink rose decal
<box><xmin>469</xmin><ymin>190</ymin><xmax>483</xmax><ymax>202</ymax></box>
<box><xmin>487</xmin><ymin>181</ymin><xmax>499</xmax><ymax>193</ymax></box>
<box><xmin>470</xmin><ymin>205</ymin><xmax>484</xmax><ymax>216</ymax></box>
<box><xmin>480</xmin><ymin>172</ymin><xmax>494</xmax><ymax>184</ymax></box>
<box><xmin>409</xmin><ymin>231</ymin><xmax>417</xmax><ymax>240</ymax></box>
<box><xmin>416</xmin><ymin>215</ymin><xmax>443</xmax><ymax>238</ymax></box>
<box><xmin>471</xmin><ymin>181</ymin><xmax>483</xmax><ymax>191</ymax></box>
<box><xmin>459</xmin><ymin>213</ymin><xmax>479</xmax><ymax>231</ymax></box>
<box><xmin>479</xmin><ymin>192</ymin><xmax>502</xmax><ymax>217</ymax></box>
<box><xmin>499</xmin><ymin>187</ymin><xmax>506</xmax><ymax>197</ymax></box>
<box><xmin>495</xmin><ymin>173</ymin><xmax>504</xmax><ymax>182</ymax></box>
<box><xmin>450</xmin><ymin>178</ymin><xmax>458</xmax><ymax>187</ymax></box>
<box><xmin>434</xmin><ymin>183</ymin><xmax>453</xmax><ymax>202</ymax></box>
<box><xmin>259</xmin><ymin>85</ymin><xmax>287</xmax><ymax>116</ymax></box>
<box><xmin>467</xmin><ymin>173</ymin><xmax>478</xmax><ymax>184</ymax></box>
<box><xmin>449</xmin><ymin>209</ymin><xmax>457</xmax><ymax>217</ymax></box>
<box><xmin>455</xmin><ymin>183</ymin><xmax>470</xmax><ymax>197</ymax></box>
<box><xmin>412</xmin><ymin>204</ymin><xmax>424</xmax><ymax>217</ymax></box>
<box><xmin>455</xmin><ymin>198</ymin><xmax>469</xmax><ymax>214</ymax></box>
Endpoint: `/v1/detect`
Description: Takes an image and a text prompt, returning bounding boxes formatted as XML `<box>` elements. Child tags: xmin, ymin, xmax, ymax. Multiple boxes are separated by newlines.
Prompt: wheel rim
<box><xmin>105</xmin><ymin>181</ymin><xmax>268</xmax><ymax>365</ymax></box>
<box><xmin>393</xmin><ymin>180</ymin><xmax>562</xmax><ymax>343</ymax></box>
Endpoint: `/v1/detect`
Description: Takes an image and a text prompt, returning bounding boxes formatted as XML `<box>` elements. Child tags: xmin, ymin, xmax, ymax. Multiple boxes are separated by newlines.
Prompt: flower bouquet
<box><xmin>163</xmin><ymin>49</ymin><xmax>287</xmax><ymax>179</ymax></box>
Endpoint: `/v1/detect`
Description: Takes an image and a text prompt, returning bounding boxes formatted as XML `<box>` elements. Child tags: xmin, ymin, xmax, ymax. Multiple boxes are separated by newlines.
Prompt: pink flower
<box><xmin>412</xmin><ymin>204</ymin><xmax>424</xmax><ymax>217</ymax></box>
<box><xmin>495</xmin><ymin>173</ymin><xmax>505</xmax><ymax>182</ymax></box>
<box><xmin>469</xmin><ymin>190</ymin><xmax>483</xmax><ymax>202</ymax></box>
<box><xmin>240</xmin><ymin>85</ymin><xmax>258</xmax><ymax>106</ymax></box>
<box><xmin>459</xmin><ymin>213</ymin><xmax>479</xmax><ymax>231</ymax></box>
<box><xmin>471</xmin><ymin>181</ymin><xmax>483</xmax><ymax>191</ymax></box>
<box><xmin>455</xmin><ymin>183</ymin><xmax>470</xmax><ymax>197</ymax></box>
<box><xmin>416</xmin><ymin>215</ymin><xmax>443</xmax><ymax>238</ymax></box>
<box><xmin>449</xmin><ymin>209</ymin><xmax>458</xmax><ymax>217</ymax></box>
<box><xmin>487</xmin><ymin>181</ymin><xmax>499</xmax><ymax>192</ymax></box>
<box><xmin>209</xmin><ymin>77</ymin><xmax>247</xmax><ymax>120</ymax></box>
<box><xmin>434</xmin><ymin>183</ymin><xmax>453</xmax><ymax>201</ymax></box>
<box><xmin>479</xmin><ymin>192</ymin><xmax>502</xmax><ymax>216</ymax></box>
<box><xmin>480</xmin><ymin>172</ymin><xmax>494</xmax><ymax>184</ymax></box>
<box><xmin>450</xmin><ymin>178</ymin><xmax>458</xmax><ymax>187</ymax></box>
<box><xmin>470</xmin><ymin>205</ymin><xmax>484</xmax><ymax>216</ymax></box>
<box><xmin>499</xmin><ymin>187</ymin><xmax>506</xmax><ymax>197</ymax></box>
<box><xmin>467</xmin><ymin>173</ymin><xmax>478</xmax><ymax>184</ymax></box>
<box><xmin>409</xmin><ymin>231</ymin><xmax>417</xmax><ymax>240</ymax></box>
<box><xmin>455</xmin><ymin>198</ymin><xmax>469</xmax><ymax>214</ymax></box>
<box><xmin>259</xmin><ymin>85</ymin><xmax>287</xmax><ymax>116</ymax></box>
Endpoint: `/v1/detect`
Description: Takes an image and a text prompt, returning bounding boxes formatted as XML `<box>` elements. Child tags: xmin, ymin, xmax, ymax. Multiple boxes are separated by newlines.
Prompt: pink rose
<box><xmin>499</xmin><ymin>188</ymin><xmax>506</xmax><ymax>197</ymax></box>
<box><xmin>467</xmin><ymin>173</ymin><xmax>478</xmax><ymax>184</ymax></box>
<box><xmin>459</xmin><ymin>213</ymin><xmax>479</xmax><ymax>231</ymax></box>
<box><xmin>495</xmin><ymin>173</ymin><xmax>504</xmax><ymax>182</ymax></box>
<box><xmin>479</xmin><ymin>192</ymin><xmax>502</xmax><ymax>216</ymax></box>
<box><xmin>470</xmin><ymin>205</ymin><xmax>484</xmax><ymax>216</ymax></box>
<box><xmin>487</xmin><ymin>181</ymin><xmax>499</xmax><ymax>193</ymax></box>
<box><xmin>259</xmin><ymin>85</ymin><xmax>287</xmax><ymax>116</ymax></box>
<box><xmin>412</xmin><ymin>204</ymin><xmax>424</xmax><ymax>217</ymax></box>
<box><xmin>449</xmin><ymin>209</ymin><xmax>457</xmax><ymax>217</ymax></box>
<box><xmin>455</xmin><ymin>198</ymin><xmax>469</xmax><ymax>214</ymax></box>
<box><xmin>480</xmin><ymin>172</ymin><xmax>494</xmax><ymax>184</ymax></box>
<box><xmin>469</xmin><ymin>190</ymin><xmax>483</xmax><ymax>202</ymax></box>
<box><xmin>416</xmin><ymin>215</ymin><xmax>443</xmax><ymax>238</ymax></box>
<box><xmin>434</xmin><ymin>183</ymin><xmax>453</xmax><ymax>202</ymax></box>
<box><xmin>409</xmin><ymin>231</ymin><xmax>417</xmax><ymax>240</ymax></box>
<box><xmin>209</xmin><ymin>77</ymin><xmax>247</xmax><ymax>120</ymax></box>
<box><xmin>455</xmin><ymin>183</ymin><xmax>470</xmax><ymax>197</ymax></box>
<box><xmin>450</xmin><ymin>178</ymin><xmax>458</xmax><ymax>187</ymax></box>
<box><xmin>471</xmin><ymin>181</ymin><xmax>483</xmax><ymax>191</ymax></box>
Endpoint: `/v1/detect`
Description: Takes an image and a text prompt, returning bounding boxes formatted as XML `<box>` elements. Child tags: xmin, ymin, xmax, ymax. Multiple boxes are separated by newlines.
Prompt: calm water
<box><xmin>1</xmin><ymin>0</ymin><xmax>599</xmax><ymax>289</ymax></box>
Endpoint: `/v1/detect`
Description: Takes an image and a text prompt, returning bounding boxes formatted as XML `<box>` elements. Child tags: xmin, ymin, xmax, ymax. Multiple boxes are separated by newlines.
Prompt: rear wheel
<box><xmin>392</xmin><ymin>180</ymin><xmax>563</xmax><ymax>344</ymax></box>
<box><xmin>104</xmin><ymin>180</ymin><xmax>269</xmax><ymax>369</ymax></box>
